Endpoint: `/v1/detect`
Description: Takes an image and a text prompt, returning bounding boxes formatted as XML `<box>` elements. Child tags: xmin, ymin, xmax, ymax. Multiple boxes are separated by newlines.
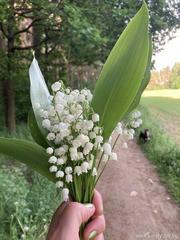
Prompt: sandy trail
<box><xmin>97</xmin><ymin>141</ymin><xmax>180</xmax><ymax>240</ymax></box>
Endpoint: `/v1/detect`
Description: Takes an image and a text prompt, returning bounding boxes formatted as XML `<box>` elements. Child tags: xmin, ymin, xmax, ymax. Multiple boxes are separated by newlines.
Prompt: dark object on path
<box><xmin>139</xmin><ymin>129</ymin><xmax>150</xmax><ymax>143</ymax></box>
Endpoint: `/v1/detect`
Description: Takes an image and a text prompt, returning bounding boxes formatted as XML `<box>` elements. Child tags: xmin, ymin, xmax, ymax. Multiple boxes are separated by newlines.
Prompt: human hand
<box><xmin>46</xmin><ymin>190</ymin><xmax>105</xmax><ymax>240</ymax></box>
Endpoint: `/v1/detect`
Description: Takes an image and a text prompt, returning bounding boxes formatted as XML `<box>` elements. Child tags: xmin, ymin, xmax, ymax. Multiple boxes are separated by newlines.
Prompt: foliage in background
<box><xmin>137</xmin><ymin>105</ymin><xmax>180</xmax><ymax>203</ymax></box>
<box><xmin>148</xmin><ymin>62</ymin><xmax>180</xmax><ymax>90</ymax></box>
<box><xmin>170</xmin><ymin>62</ymin><xmax>180</xmax><ymax>89</ymax></box>
<box><xmin>0</xmin><ymin>167</ymin><xmax>59</xmax><ymax>240</ymax></box>
<box><xmin>0</xmin><ymin>126</ymin><xmax>59</xmax><ymax>240</ymax></box>
<box><xmin>0</xmin><ymin>0</ymin><xmax>180</xmax><ymax>131</ymax></box>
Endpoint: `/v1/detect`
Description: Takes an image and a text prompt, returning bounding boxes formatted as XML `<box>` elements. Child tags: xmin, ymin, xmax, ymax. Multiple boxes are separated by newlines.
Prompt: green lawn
<box><xmin>141</xmin><ymin>89</ymin><xmax>180</xmax><ymax>144</ymax></box>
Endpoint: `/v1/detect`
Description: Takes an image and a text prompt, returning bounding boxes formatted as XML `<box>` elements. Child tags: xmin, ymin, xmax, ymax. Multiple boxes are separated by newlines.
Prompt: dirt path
<box><xmin>97</xmin><ymin>141</ymin><xmax>180</xmax><ymax>240</ymax></box>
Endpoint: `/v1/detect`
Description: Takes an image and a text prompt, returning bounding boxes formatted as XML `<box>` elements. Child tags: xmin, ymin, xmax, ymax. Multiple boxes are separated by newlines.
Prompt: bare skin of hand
<box><xmin>46</xmin><ymin>190</ymin><xmax>105</xmax><ymax>240</ymax></box>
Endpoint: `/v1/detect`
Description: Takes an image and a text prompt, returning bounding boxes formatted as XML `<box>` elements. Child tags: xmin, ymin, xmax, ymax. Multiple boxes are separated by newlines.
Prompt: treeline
<box><xmin>0</xmin><ymin>0</ymin><xmax>179</xmax><ymax>132</ymax></box>
<box><xmin>149</xmin><ymin>62</ymin><xmax>180</xmax><ymax>90</ymax></box>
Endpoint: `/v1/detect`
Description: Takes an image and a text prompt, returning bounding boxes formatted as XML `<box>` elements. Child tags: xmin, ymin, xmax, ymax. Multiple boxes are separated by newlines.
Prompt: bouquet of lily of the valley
<box><xmin>0</xmin><ymin>1</ymin><xmax>152</xmax><ymax>238</ymax></box>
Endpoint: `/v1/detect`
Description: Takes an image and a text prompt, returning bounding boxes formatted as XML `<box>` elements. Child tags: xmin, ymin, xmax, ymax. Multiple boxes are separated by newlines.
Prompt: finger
<box><xmin>63</xmin><ymin>202</ymin><xmax>95</xmax><ymax>227</ymax></box>
<box><xmin>47</xmin><ymin>201</ymin><xmax>68</xmax><ymax>238</ymax></box>
<box><xmin>83</xmin><ymin>215</ymin><xmax>106</xmax><ymax>240</ymax></box>
<box><xmin>94</xmin><ymin>233</ymin><xmax>104</xmax><ymax>240</ymax></box>
<box><xmin>93</xmin><ymin>189</ymin><xmax>103</xmax><ymax>216</ymax></box>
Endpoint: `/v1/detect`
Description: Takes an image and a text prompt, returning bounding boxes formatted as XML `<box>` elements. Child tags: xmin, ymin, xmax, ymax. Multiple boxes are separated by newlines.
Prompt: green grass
<box><xmin>139</xmin><ymin>89</ymin><xmax>180</xmax><ymax>202</ymax></box>
<box><xmin>141</xmin><ymin>89</ymin><xmax>180</xmax><ymax>144</ymax></box>
<box><xmin>137</xmin><ymin>105</ymin><xmax>180</xmax><ymax>203</ymax></box>
<box><xmin>141</xmin><ymin>96</ymin><xmax>180</xmax><ymax>117</ymax></box>
<box><xmin>0</xmin><ymin>126</ymin><xmax>60</xmax><ymax>240</ymax></box>
<box><xmin>141</xmin><ymin>89</ymin><xmax>180</xmax><ymax>116</ymax></box>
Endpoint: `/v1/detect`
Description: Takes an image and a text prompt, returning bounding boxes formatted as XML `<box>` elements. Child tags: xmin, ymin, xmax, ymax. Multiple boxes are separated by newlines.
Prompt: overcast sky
<box><xmin>154</xmin><ymin>29</ymin><xmax>180</xmax><ymax>71</ymax></box>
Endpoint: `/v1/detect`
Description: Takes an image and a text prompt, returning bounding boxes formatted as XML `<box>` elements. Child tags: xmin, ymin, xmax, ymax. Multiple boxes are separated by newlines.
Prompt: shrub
<box><xmin>0</xmin><ymin>126</ymin><xmax>60</xmax><ymax>240</ymax></box>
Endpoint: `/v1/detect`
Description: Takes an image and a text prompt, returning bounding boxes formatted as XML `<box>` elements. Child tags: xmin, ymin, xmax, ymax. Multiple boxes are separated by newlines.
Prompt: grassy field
<box><xmin>137</xmin><ymin>105</ymin><xmax>180</xmax><ymax>203</ymax></box>
<box><xmin>138</xmin><ymin>89</ymin><xmax>180</xmax><ymax>203</ymax></box>
<box><xmin>141</xmin><ymin>89</ymin><xmax>180</xmax><ymax>144</ymax></box>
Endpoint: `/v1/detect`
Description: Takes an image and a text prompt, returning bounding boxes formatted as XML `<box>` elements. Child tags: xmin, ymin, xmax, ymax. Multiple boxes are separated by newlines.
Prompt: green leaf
<box><xmin>92</xmin><ymin>1</ymin><xmax>149</xmax><ymax>140</ymax></box>
<box><xmin>0</xmin><ymin>138</ymin><xmax>55</xmax><ymax>182</ymax></box>
<box><xmin>28</xmin><ymin>109</ymin><xmax>49</xmax><ymax>148</ymax></box>
<box><xmin>127</xmin><ymin>36</ymin><xmax>153</xmax><ymax>113</ymax></box>
<box><xmin>29</xmin><ymin>57</ymin><xmax>51</xmax><ymax>135</ymax></box>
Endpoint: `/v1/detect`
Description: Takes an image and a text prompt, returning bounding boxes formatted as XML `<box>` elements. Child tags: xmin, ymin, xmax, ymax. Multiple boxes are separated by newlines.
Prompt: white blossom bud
<box><xmin>46</xmin><ymin>147</ymin><xmax>54</xmax><ymax>155</ymax></box>
<box><xmin>115</xmin><ymin>122</ymin><xmax>123</xmax><ymax>135</ymax></box>
<box><xmin>24</xmin><ymin>226</ymin><xmax>29</xmax><ymax>232</ymax></box>
<box><xmin>55</xmin><ymin>147</ymin><xmax>66</xmax><ymax>156</ymax></box>
<box><xmin>86</xmin><ymin>120</ymin><xmax>94</xmax><ymax>130</ymax></box>
<box><xmin>56</xmin><ymin>170</ymin><xmax>64</xmax><ymax>178</ymax></box>
<box><xmin>40</xmin><ymin>110</ymin><xmax>48</xmax><ymax>118</ymax></box>
<box><xmin>49</xmin><ymin>165</ymin><xmax>58</xmax><ymax>172</ymax></box>
<box><xmin>51</xmin><ymin>82</ymin><xmax>61</xmax><ymax>92</ymax></box>
<box><xmin>95</xmin><ymin>135</ymin><xmax>103</xmax><ymax>144</ymax></box>
<box><xmin>92</xmin><ymin>167</ymin><xmax>97</xmax><ymax>176</ymax></box>
<box><xmin>78</xmin><ymin>94</ymin><xmax>85</xmax><ymax>102</ymax></box>
<box><xmin>78</xmin><ymin>134</ymin><xmax>89</xmax><ymax>147</ymax></box>
<box><xmin>52</xmin><ymin>124</ymin><xmax>59</xmax><ymax>133</ymax></box>
<box><xmin>94</xmin><ymin>126</ymin><xmax>100</xmax><ymax>134</ymax></box>
<box><xmin>56</xmin><ymin>181</ymin><xmax>64</xmax><ymax>188</ymax></box>
<box><xmin>48</xmin><ymin>156</ymin><xmax>57</xmax><ymax>164</ymax></box>
<box><xmin>81</xmin><ymin>161</ymin><xmax>90</xmax><ymax>173</ymax></box>
<box><xmin>48</xmin><ymin>107</ymin><xmax>56</xmax><ymax>117</ymax></box>
<box><xmin>92</xmin><ymin>113</ymin><xmax>99</xmax><ymax>122</ymax></box>
<box><xmin>103</xmin><ymin>143</ymin><xmax>112</xmax><ymax>155</ymax></box>
<box><xmin>72</xmin><ymin>139</ymin><xmax>81</xmax><ymax>148</ymax></box>
<box><xmin>66</xmin><ymin>88</ymin><xmax>70</xmax><ymax>94</ymax></box>
<box><xmin>86</xmin><ymin>91</ymin><xmax>92</xmax><ymax>101</ymax></box>
<box><xmin>89</xmin><ymin>131</ymin><xmax>96</xmax><ymax>139</ymax></box>
<box><xmin>55</xmin><ymin>103</ymin><xmax>64</xmax><ymax>112</ymax></box>
<box><xmin>74</xmin><ymin>166</ymin><xmax>82</xmax><ymax>176</ymax></box>
<box><xmin>42</xmin><ymin>119</ymin><xmax>51</xmax><ymax>129</ymax></box>
<box><xmin>62</xmin><ymin>188</ymin><xmax>69</xmax><ymax>201</ymax></box>
<box><xmin>83</xmin><ymin>142</ymin><xmax>94</xmax><ymax>155</ymax></box>
<box><xmin>65</xmin><ymin>166</ymin><xmax>73</xmax><ymax>174</ymax></box>
<box><xmin>69</xmin><ymin>147</ymin><xmax>78</xmax><ymax>161</ymax></box>
<box><xmin>47</xmin><ymin>132</ymin><xmax>56</xmax><ymax>141</ymax></box>
<box><xmin>65</xmin><ymin>174</ymin><xmax>73</xmax><ymax>183</ymax></box>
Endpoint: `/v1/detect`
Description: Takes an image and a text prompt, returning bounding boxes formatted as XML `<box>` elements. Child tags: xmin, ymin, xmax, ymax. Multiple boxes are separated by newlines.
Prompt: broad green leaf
<box><xmin>28</xmin><ymin>109</ymin><xmax>49</xmax><ymax>148</ymax></box>
<box><xmin>29</xmin><ymin>57</ymin><xmax>51</xmax><ymax>135</ymax></box>
<box><xmin>0</xmin><ymin>137</ymin><xmax>55</xmax><ymax>182</ymax></box>
<box><xmin>92</xmin><ymin>1</ymin><xmax>149</xmax><ymax>140</ymax></box>
<box><xmin>126</xmin><ymin>36</ymin><xmax>153</xmax><ymax>113</ymax></box>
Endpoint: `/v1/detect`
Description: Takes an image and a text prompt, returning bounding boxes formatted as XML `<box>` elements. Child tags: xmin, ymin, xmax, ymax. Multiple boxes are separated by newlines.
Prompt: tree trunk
<box><xmin>33</xmin><ymin>24</ymin><xmax>42</xmax><ymax>58</ymax></box>
<box><xmin>3</xmin><ymin>0</ymin><xmax>16</xmax><ymax>132</ymax></box>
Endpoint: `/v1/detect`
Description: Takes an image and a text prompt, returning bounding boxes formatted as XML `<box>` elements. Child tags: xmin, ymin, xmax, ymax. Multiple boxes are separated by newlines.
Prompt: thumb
<box><xmin>79</xmin><ymin>203</ymin><xmax>95</xmax><ymax>224</ymax></box>
<box><xmin>63</xmin><ymin>202</ymin><xmax>95</xmax><ymax>227</ymax></box>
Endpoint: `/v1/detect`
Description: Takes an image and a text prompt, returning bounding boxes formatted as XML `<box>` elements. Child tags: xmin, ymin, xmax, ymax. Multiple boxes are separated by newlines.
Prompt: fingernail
<box><xmin>88</xmin><ymin>231</ymin><xmax>97</xmax><ymax>239</ymax></box>
<box><xmin>84</xmin><ymin>203</ymin><xmax>94</xmax><ymax>208</ymax></box>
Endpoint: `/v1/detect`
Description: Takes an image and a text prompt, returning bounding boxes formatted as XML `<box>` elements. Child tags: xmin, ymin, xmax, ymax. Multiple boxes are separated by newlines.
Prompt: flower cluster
<box><xmin>36</xmin><ymin>81</ymin><xmax>118</xmax><ymax>201</ymax></box>
<box><xmin>35</xmin><ymin>81</ymin><xmax>142</xmax><ymax>201</ymax></box>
